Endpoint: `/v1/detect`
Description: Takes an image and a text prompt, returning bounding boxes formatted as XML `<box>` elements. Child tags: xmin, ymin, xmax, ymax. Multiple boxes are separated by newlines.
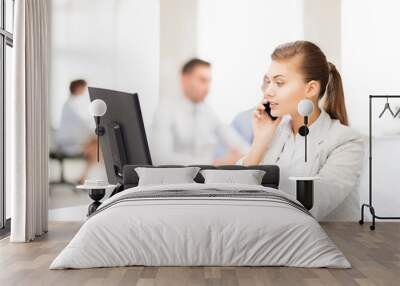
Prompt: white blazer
<box><xmin>238</xmin><ymin>110</ymin><xmax>366</xmax><ymax>221</ymax></box>
<box><xmin>56</xmin><ymin>95</ymin><xmax>95</xmax><ymax>155</ymax></box>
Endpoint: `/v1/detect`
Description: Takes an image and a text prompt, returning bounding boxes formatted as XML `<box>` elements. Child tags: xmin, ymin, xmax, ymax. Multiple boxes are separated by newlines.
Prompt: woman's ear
<box><xmin>305</xmin><ymin>80</ymin><xmax>320</xmax><ymax>99</ymax></box>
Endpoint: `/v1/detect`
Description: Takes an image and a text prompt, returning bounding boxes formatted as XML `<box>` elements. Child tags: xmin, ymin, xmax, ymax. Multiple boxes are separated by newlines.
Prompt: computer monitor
<box><xmin>88</xmin><ymin>87</ymin><xmax>152</xmax><ymax>184</ymax></box>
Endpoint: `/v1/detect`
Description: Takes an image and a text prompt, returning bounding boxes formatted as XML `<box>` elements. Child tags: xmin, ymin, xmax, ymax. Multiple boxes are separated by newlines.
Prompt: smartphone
<box><xmin>263</xmin><ymin>102</ymin><xmax>278</xmax><ymax>121</ymax></box>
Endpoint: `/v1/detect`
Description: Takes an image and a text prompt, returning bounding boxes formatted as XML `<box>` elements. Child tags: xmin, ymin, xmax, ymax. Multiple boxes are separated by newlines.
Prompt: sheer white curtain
<box><xmin>8</xmin><ymin>0</ymin><xmax>49</xmax><ymax>242</ymax></box>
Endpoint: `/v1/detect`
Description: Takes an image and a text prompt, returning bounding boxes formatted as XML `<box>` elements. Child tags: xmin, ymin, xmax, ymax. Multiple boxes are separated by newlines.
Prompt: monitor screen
<box><xmin>88</xmin><ymin>87</ymin><xmax>152</xmax><ymax>184</ymax></box>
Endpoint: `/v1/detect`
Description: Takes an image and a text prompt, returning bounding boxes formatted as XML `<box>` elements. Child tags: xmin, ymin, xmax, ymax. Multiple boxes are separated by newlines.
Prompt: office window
<box><xmin>1</xmin><ymin>0</ymin><xmax>14</xmax><ymax>230</ymax></box>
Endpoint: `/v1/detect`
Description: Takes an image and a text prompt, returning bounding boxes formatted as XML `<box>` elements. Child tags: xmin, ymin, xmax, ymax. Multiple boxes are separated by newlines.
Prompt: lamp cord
<box><xmin>304</xmin><ymin>116</ymin><xmax>308</xmax><ymax>162</ymax></box>
<box><xmin>97</xmin><ymin>130</ymin><xmax>100</xmax><ymax>162</ymax></box>
<box><xmin>305</xmin><ymin>133</ymin><xmax>307</xmax><ymax>162</ymax></box>
<box><xmin>95</xmin><ymin>116</ymin><xmax>100</xmax><ymax>162</ymax></box>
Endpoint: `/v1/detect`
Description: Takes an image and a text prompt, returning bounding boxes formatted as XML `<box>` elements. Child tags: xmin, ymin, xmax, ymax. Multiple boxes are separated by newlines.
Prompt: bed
<box><xmin>50</xmin><ymin>165</ymin><xmax>350</xmax><ymax>269</ymax></box>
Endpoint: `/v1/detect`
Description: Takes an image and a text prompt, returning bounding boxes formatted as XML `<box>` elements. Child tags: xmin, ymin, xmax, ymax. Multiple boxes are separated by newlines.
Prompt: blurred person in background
<box><xmin>213</xmin><ymin>108</ymin><xmax>253</xmax><ymax>160</ymax></box>
<box><xmin>56</xmin><ymin>79</ymin><xmax>98</xmax><ymax>183</ymax></box>
<box><xmin>150</xmin><ymin>58</ymin><xmax>250</xmax><ymax>165</ymax></box>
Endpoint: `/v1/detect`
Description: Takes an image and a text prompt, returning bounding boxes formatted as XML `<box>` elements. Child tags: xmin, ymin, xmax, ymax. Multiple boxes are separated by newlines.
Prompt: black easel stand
<box><xmin>359</xmin><ymin>95</ymin><xmax>400</xmax><ymax>230</ymax></box>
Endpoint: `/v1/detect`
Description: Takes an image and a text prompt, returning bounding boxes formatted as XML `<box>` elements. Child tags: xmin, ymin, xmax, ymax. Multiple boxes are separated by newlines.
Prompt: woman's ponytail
<box><xmin>325</xmin><ymin>62</ymin><xmax>348</xmax><ymax>126</ymax></box>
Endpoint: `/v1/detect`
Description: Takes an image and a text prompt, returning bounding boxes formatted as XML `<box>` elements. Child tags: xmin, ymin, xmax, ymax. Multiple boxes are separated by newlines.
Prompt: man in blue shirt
<box><xmin>214</xmin><ymin>108</ymin><xmax>253</xmax><ymax>160</ymax></box>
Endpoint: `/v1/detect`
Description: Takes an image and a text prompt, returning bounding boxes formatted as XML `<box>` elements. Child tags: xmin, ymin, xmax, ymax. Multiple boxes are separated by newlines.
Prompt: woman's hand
<box><xmin>252</xmin><ymin>99</ymin><xmax>282</xmax><ymax>147</ymax></box>
<box><xmin>243</xmin><ymin>99</ymin><xmax>281</xmax><ymax>166</ymax></box>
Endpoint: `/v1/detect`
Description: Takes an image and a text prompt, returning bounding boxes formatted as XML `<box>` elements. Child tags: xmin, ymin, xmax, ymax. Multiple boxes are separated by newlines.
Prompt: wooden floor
<box><xmin>0</xmin><ymin>222</ymin><xmax>399</xmax><ymax>286</ymax></box>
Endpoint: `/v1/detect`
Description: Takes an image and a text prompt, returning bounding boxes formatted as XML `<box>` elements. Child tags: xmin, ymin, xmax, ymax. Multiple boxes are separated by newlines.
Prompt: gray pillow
<box><xmin>135</xmin><ymin>167</ymin><xmax>201</xmax><ymax>186</ymax></box>
<box><xmin>200</xmin><ymin>169</ymin><xmax>266</xmax><ymax>185</ymax></box>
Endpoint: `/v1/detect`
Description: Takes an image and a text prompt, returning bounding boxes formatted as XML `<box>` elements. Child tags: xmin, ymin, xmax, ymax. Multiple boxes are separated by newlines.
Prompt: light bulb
<box><xmin>298</xmin><ymin>99</ymin><xmax>314</xmax><ymax>117</ymax></box>
<box><xmin>90</xmin><ymin>99</ymin><xmax>107</xmax><ymax>117</ymax></box>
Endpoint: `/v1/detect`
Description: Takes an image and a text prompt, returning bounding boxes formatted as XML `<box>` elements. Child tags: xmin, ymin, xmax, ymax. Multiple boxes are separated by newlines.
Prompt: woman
<box><xmin>238</xmin><ymin>41</ymin><xmax>366</xmax><ymax>221</ymax></box>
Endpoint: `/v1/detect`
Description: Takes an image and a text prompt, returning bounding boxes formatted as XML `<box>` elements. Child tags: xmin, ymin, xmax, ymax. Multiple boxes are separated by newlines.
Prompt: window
<box><xmin>0</xmin><ymin>0</ymin><xmax>14</xmax><ymax>232</ymax></box>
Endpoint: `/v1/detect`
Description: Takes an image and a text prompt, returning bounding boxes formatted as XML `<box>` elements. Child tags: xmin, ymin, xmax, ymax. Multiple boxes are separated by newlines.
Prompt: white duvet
<box><xmin>50</xmin><ymin>183</ymin><xmax>350</xmax><ymax>269</ymax></box>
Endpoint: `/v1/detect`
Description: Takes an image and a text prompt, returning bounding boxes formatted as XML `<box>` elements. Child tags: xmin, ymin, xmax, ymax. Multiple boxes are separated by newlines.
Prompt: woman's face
<box><xmin>263</xmin><ymin>56</ymin><xmax>318</xmax><ymax>117</ymax></box>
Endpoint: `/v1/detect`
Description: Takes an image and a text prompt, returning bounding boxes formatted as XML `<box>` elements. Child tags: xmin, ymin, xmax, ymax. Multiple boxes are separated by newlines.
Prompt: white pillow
<box><xmin>135</xmin><ymin>167</ymin><xmax>200</xmax><ymax>186</ymax></box>
<box><xmin>200</xmin><ymin>169</ymin><xmax>266</xmax><ymax>185</ymax></box>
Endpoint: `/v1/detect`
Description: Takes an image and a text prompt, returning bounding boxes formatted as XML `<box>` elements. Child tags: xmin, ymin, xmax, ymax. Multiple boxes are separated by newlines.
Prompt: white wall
<box><xmin>342</xmin><ymin>0</ymin><xmax>400</xmax><ymax>135</ymax></box>
<box><xmin>341</xmin><ymin>0</ymin><xmax>400</xmax><ymax>220</ymax></box>
<box><xmin>159</xmin><ymin>0</ymin><xmax>198</xmax><ymax>100</ymax></box>
<box><xmin>50</xmin><ymin>0</ymin><xmax>160</xmax><ymax>129</ymax></box>
<box><xmin>303</xmin><ymin>0</ymin><xmax>341</xmax><ymax>70</ymax></box>
<box><xmin>197</xmin><ymin>0</ymin><xmax>303</xmax><ymax>123</ymax></box>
